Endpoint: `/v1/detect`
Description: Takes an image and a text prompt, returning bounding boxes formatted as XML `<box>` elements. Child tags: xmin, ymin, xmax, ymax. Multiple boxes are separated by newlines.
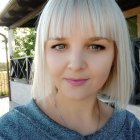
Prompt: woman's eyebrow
<box><xmin>88</xmin><ymin>37</ymin><xmax>110</xmax><ymax>42</ymax></box>
<box><xmin>48</xmin><ymin>37</ymin><xmax>67</xmax><ymax>41</ymax></box>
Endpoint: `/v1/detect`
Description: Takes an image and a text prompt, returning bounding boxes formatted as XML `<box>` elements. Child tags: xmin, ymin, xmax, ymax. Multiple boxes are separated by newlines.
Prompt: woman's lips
<box><xmin>64</xmin><ymin>78</ymin><xmax>89</xmax><ymax>86</ymax></box>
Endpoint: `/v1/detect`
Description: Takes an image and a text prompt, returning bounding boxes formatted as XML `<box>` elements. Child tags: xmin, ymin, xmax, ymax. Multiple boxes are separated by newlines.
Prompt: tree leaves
<box><xmin>13</xmin><ymin>28</ymin><xmax>36</xmax><ymax>58</ymax></box>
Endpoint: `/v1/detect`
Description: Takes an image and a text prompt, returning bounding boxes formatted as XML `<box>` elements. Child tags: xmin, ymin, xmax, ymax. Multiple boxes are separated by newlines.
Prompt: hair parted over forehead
<box><xmin>32</xmin><ymin>0</ymin><xmax>135</xmax><ymax>109</ymax></box>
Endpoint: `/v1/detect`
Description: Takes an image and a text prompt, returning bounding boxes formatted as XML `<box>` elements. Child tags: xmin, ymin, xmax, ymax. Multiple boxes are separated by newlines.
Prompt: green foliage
<box><xmin>13</xmin><ymin>28</ymin><xmax>36</xmax><ymax>58</ymax></box>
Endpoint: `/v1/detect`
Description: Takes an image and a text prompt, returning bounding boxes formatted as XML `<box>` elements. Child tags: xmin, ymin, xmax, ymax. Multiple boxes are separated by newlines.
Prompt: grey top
<box><xmin>0</xmin><ymin>99</ymin><xmax>140</xmax><ymax>140</ymax></box>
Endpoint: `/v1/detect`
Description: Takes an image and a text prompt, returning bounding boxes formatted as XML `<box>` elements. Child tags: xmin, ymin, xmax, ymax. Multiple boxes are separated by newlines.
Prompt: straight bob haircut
<box><xmin>32</xmin><ymin>0</ymin><xmax>135</xmax><ymax>109</ymax></box>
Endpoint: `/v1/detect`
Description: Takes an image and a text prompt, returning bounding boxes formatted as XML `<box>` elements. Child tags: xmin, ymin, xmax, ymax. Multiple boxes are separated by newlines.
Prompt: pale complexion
<box><xmin>36</xmin><ymin>29</ymin><xmax>115</xmax><ymax>135</ymax></box>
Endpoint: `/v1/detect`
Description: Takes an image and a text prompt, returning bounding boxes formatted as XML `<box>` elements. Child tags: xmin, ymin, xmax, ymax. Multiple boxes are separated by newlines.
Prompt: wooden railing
<box><xmin>10</xmin><ymin>56</ymin><xmax>34</xmax><ymax>84</ymax></box>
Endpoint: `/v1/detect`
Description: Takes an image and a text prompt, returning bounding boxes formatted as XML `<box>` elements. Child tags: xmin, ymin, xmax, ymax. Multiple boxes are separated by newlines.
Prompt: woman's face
<box><xmin>46</xmin><ymin>28</ymin><xmax>115</xmax><ymax>100</ymax></box>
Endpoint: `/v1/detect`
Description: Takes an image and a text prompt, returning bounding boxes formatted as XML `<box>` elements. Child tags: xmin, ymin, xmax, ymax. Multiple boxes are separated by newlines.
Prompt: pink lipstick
<box><xmin>65</xmin><ymin>78</ymin><xmax>89</xmax><ymax>86</ymax></box>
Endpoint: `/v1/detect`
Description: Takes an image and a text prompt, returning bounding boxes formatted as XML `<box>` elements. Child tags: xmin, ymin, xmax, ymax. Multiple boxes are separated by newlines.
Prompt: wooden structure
<box><xmin>0</xmin><ymin>0</ymin><xmax>139</xmax><ymax>29</ymax></box>
<box><xmin>0</xmin><ymin>0</ymin><xmax>47</xmax><ymax>28</ymax></box>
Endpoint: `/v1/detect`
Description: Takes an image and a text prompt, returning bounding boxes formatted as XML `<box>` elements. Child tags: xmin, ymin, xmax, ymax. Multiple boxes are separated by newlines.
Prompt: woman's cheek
<box><xmin>46</xmin><ymin>53</ymin><xmax>66</xmax><ymax>75</ymax></box>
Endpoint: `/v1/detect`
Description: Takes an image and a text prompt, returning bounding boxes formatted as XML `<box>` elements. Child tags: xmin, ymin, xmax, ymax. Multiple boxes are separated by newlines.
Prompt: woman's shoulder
<box><xmin>123</xmin><ymin>109</ymin><xmax>140</xmax><ymax>129</ymax></box>
<box><xmin>115</xmin><ymin>109</ymin><xmax>140</xmax><ymax>127</ymax></box>
<box><xmin>92</xmin><ymin>102</ymin><xmax>140</xmax><ymax>140</ymax></box>
<box><xmin>0</xmin><ymin>99</ymin><xmax>50</xmax><ymax>139</ymax></box>
<box><xmin>112</xmin><ymin>109</ymin><xmax>140</xmax><ymax>139</ymax></box>
<box><xmin>0</xmin><ymin>99</ymin><xmax>37</xmax><ymax>123</ymax></box>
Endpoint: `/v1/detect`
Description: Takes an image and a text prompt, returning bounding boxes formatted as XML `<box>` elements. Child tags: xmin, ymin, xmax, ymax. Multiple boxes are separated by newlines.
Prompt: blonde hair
<box><xmin>32</xmin><ymin>0</ymin><xmax>135</xmax><ymax>109</ymax></box>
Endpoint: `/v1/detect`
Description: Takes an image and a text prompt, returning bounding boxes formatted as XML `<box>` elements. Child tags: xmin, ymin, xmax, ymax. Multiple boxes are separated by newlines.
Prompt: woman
<box><xmin>0</xmin><ymin>0</ymin><xmax>140</xmax><ymax>139</ymax></box>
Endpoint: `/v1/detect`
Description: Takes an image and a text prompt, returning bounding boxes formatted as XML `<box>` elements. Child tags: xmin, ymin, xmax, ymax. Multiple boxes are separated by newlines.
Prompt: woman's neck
<box><xmin>49</xmin><ymin>93</ymin><xmax>101</xmax><ymax>135</ymax></box>
<box><xmin>54</xmin><ymin>93</ymin><xmax>98</xmax><ymax>119</ymax></box>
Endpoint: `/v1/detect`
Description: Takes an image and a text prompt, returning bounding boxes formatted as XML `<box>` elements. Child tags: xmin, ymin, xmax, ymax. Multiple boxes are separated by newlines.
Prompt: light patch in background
<box><xmin>0</xmin><ymin>97</ymin><xmax>9</xmax><ymax>117</ymax></box>
<box><xmin>0</xmin><ymin>0</ymin><xmax>10</xmax><ymax>63</ymax></box>
<box><xmin>0</xmin><ymin>45</ymin><xmax>6</xmax><ymax>63</ymax></box>
<box><xmin>0</xmin><ymin>0</ymin><xmax>10</xmax><ymax>13</ymax></box>
<box><xmin>0</xmin><ymin>28</ymin><xmax>8</xmax><ymax>63</ymax></box>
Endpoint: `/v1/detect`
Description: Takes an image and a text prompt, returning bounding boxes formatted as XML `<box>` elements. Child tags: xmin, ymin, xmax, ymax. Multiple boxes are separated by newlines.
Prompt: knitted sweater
<box><xmin>0</xmin><ymin>100</ymin><xmax>140</xmax><ymax>140</ymax></box>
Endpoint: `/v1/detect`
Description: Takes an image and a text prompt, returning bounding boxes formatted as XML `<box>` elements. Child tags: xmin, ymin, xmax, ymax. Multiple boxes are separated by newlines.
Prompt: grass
<box><xmin>0</xmin><ymin>71</ymin><xmax>9</xmax><ymax>97</ymax></box>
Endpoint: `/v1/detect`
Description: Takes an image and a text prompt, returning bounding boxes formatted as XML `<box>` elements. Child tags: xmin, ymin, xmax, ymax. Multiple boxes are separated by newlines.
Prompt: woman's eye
<box><xmin>89</xmin><ymin>44</ymin><xmax>105</xmax><ymax>51</ymax></box>
<box><xmin>51</xmin><ymin>44</ymin><xmax>66</xmax><ymax>50</ymax></box>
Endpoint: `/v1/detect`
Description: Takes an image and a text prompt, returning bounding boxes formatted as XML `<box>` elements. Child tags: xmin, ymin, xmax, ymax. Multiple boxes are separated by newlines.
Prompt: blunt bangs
<box><xmin>48</xmin><ymin>0</ymin><xmax>121</xmax><ymax>40</ymax></box>
<box><xmin>48</xmin><ymin>0</ymin><xmax>94</xmax><ymax>39</ymax></box>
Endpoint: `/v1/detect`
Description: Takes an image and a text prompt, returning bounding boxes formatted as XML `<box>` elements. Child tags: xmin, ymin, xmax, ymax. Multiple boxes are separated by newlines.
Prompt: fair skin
<box><xmin>36</xmin><ymin>28</ymin><xmax>115</xmax><ymax>135</ymax></box>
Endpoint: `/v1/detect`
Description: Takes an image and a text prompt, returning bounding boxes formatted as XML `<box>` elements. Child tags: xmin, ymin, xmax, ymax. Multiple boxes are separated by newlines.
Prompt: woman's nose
<box><xmin>67</xmin><ymin>51</ymin><xmax>87</xmax><ymax>71</ymax></box>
